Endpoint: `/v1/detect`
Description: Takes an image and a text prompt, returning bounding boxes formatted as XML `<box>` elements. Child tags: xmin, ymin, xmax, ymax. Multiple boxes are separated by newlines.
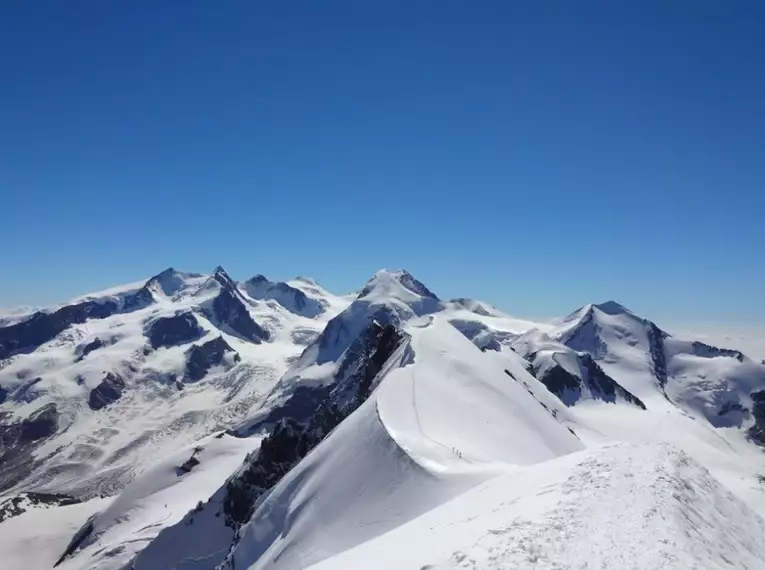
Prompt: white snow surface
<box><xmin>57</xmin><ymin>434</ymin><xmax>256</xmax><ymax>570</ymax></box>
<box><xmin>0</xmin><ymin>496</ymin><xmax>110</xmax><ymax>570</ymax></box>
<box><xmin>305</xmin><ymin>443</ymin><xmax>765</xmax><ymax>570</ymax></box>
<box><xmin>226</xmin><ymin>316</ymin><xmax>583</xmax><ymax>570</ymax></box>
<box><xmin>0</xmin><ymin>267</ymin><xmax>349</xmax><ymax>497</ymax></box>
<box><xmin>3</xmin><ymin>273</ymin><xmax>765</xmax><ymax>570</ymax></box>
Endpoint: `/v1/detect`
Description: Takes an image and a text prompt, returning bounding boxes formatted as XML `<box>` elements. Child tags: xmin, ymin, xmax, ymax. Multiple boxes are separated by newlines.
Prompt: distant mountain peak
<box><xmin>359</xmin><ymin>269</ymin><xmax>439</xmax><ymax>302</ymax></box>
<box><xmin>243</xmin><ymin>274</ymin><xmax>324</xmax><ymax>318</ymax></box>
<box><xmin>213</xmin><ymin>265</ymin><xmax>229</xmax><ymax>279</ymax></box>
<box><xmin>212</xmin><ymin>266</ymin><xmax>240</xmax><ymax>294</ymax></box>
<box><xmin>592</xmin><ymin>300</ymin><xmax>633</xmax><ymax>316</ymax></box>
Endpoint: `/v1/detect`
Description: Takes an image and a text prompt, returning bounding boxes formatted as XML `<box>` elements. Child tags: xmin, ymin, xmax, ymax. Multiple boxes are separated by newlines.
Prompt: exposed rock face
<box><xmin>558</xmin><ymin>307</ymin><xmax>608</xmax><ymax>359</ymax></box>
<box><xmin>18</xmin><ymin>403</ymin><xmax>58</xmax><ymax>441</ymax></box>
<box><xmin>78</xmin><ymin>338</ymin><xmax>105</xmax><ymax>360</ymax></box>
<box><xmin>0</xmin><ymin>492</ymin><xmax>79</xmax><ymax>523</ymax></box>
<box><xmin>691</xmin><ymin>341</ymin><xmax>744</xmax><ymax>362</ymax></box>
<box><xmin>646</xmin><ymin>322</ymin><xmax>669</xmax><ymax>389</ymax></box>
<box><xmin>244</xmin><ymin>275</ymin><xmax>325</xmax><ymax>318</ymax></box>
<box><xmin>208</xmin><ymin>268</ymin><xmax>270</xmax><ymax>344</ymax></box>
<box><xmin>0</xmin><ymin>404</ymin><xmax>59</xmax><ymax>491</ymax></box>
<box><xmin>185</xmin><ymin>337</ymin><xmax>240</xmax><ymax>382</ymax></box>
<box><xmin>88</xmin><ymin>373</ymin><xmax>126</xmax><ymax>410</ymax></box>
<box><xmin>146</xmin><ymin>312</ymin><xmax>203</xmax><ymax>349</ymax></box>
<box><xmin>177</xmin><ymin>447</ymin><xmax>203</xmax><ymax>476</ymax></box>
<box><xmin>580</xmin><ymin>354</ymin><xmax>646</xmax><ymax>409</ymax></box>
<box><xmin>0</xmin><ymin>301</ymin><xmax>117</xmax><ymax>360</ymax></box>
<box><xmin>11</xmin><ymin>377</ymin><xmax>43</xmax><ymax>403</ymax></box>
<box><xmin>749</xmin><ymin>390</ymin><xmax>765</xmax><ymax>446</ymax></box>
<box><xmin>532</xmin><ymin>353</ymin><xmax>645</xmax><ymax>409</ymax></box>
<box><xmin>449</xmin><ymin>319</ymin><xmax>517</xmax><ymax>352</ymax></box>
<box><xmin>222</xmin><ymin>322</ymin><xmax>405</xmax><ymax>527</ymax></box>
<box><xmin>0</xmin><ymin>279</ymin><xmax>158</xmax><ymax>361</ymax></box>
<box><xmin>55</xmin><ymin>515</ymin><xmax>96</xmax><ymax>567</ymax></box>
<box><xmin>120</xmin><ymin>286</ymin><xmax>155</xmax><ymax>313</ymax></box>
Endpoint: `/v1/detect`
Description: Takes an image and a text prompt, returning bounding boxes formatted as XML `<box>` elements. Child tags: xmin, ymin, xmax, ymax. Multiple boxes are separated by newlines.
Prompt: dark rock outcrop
<box><xmin>0</xmin><ymin>301</ymin><xmax>117</xmax><ymax>360</ymax></box>
<box><xmin>147</xmin><ymin>312</ymin><xmax>203</xmax><ymax>349</ymax></box>
<box><xmin>11</xmin><ymin>377</ymin><xmax>43</xmax><ymax>403</ymax></box>
<box><xmin>177</xmin><ymin>447</ymin><xmax>203</xmax><ymax>476</ymax></box>
<box><xmin>208</xmin><ymin>268</ymin><xmax>269</xmax><ymax>344</ymax></box>
<box><xmin>17</xmin><ymin>404</ymin><xmax>59</xmax><ymax>441</ymax></box>
<box><xmin>88</xmin><ymin>373</ymin><xmax>126</xmax><ymax>410</ymax></box>
<box><xmin>580</xmin><ymin>354</ymin><xmax>646</xmax><ymax>409</ymax></box>
<box><xmin>54</xmin><ymin>515</ymin><xmax>96</xmax><ymax>566</ymax></box>
<box><xmin>78</xmin><ymin>338</ymin><xmax>105</xmax><ymax>361</ymax></box>
<box><xmin>646</xmin><ymin>322</ymin><xmax>669</xmax><ymax>389</ymax></box>
<box><xmin>532</xmin><ymin>353</ymin><xmax>645</xmax><ymax>409</ymax></box>
<box><xmin>0</xmin><ymin>278</ymin><xmax>159</xmax><ymax>361</ymax></box>
<box><xmin>222</xmin><ymin>322</ymin><xmax>405</xmax><ymax>527</ymax></box>
<box><xmin>185</xmin><ymin>337</ymin><xmax>240</xmax><ymax>382</ymax></box>
<box><xmin>0</xmin><ymin>492</ymin><xmax>79</xmax><ymax>523</ymax></box>
<box><xmin>0</xmin><ymin>404</ymin><xmax>59</xmax><ymax>492</ymax></box>
<box><xmin>690</xmin><ymin>341</ymin><xmax>744</xmax><ymax>362</ymax></box>
<box><xmin>749</xmin><ymin>391</ymin><xmax>765</xmax><ymax>446</ymax></box>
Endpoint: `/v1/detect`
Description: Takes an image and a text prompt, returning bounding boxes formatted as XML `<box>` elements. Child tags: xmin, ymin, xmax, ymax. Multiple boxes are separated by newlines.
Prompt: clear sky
<box><xmin>1</xmin><ymin>1</ymin><xmax>763</xmax><ymax>323</ymax></box>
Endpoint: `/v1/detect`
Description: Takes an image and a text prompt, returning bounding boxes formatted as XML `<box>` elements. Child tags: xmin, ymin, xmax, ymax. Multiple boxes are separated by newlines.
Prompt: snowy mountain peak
<box><xmin>143</xmin><ymin>267</ymin><xmax>204</xmax><ymax>298</ymax></box>
<box><xmin>592</xmin><ymin>300</ymin><xmax>633</xmax><ymax>316</ymax></box>
<box><xmin>243</xmin><ymin>274</ymin><xmax>325</xmax><ymax>318</ymax></box>
<box><xmin>293</xmin><ymin>276</ymin><xmax>319</xmax><ymax>287</ymax></box>
<box><xmin>358</xmin><ymin>269</ymin><xmax>439</xmax><ymax>303</ymax></box>
<box><xmin>563</xmin><ymin>300</ymin><xmax>637</xmax><ymax>325</ymax></box>
<box><xmin>213</xmin><ymin>265</ymin><xmax>234</xmax><ymax>286</ymax></box>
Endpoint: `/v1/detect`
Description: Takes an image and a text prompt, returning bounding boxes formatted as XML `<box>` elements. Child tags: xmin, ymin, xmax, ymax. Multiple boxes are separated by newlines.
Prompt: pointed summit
<box><xmin>592</xmin><ymin>300</ymin><xmax>633</xmax><ymax>316</ymax></box>
<box><xmin>202</xmin><ymin>266</ymin><xmax>270</xmax><ymax>343</ymax></box>
<box><xmin>358</xmin><ymin>269</ymin><xmax>439</xmax><ymax>303</ymax></box>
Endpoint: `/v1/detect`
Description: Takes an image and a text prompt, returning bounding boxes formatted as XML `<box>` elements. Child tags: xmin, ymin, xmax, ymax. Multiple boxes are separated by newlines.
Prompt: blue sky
<box><xmin>1</xmin><ymin>1</ymin><xmax>763</xmax><ymax>322</ymax></box>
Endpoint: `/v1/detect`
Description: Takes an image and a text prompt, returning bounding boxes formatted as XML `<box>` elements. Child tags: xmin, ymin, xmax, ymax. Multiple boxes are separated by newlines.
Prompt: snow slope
<box><xmin>3</xmin><ymin>270</ymin><xmax>765</xmax><ymax>570</ymax></box>
<box><xmin>306</xmin><ymin>443</ymin><xmax>765</xmax><ymax>570</ymax></box>
<box><xmin>54</xmin><ymin>433</ymin><xmax>256</xmax><ymax>570</ymax></box>
<box><xmin>224</xmin><ymin>315</ymin><xmax>583</xmax><ymax>570</ymax></box>
<box><xmin>0</xmin><ymin>496</ymin><xmax>110</xmax><ymax>570</ymax></box>
<box><xmin>0</xmin><ymin>267</ymin><xmax>349</xmax><ymax>498</ymax></box>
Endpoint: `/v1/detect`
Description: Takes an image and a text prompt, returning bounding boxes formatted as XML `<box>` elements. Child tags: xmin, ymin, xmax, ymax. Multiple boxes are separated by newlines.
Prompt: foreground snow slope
<box><xmin>306</xmin><ymin>443</ymin><xmax>765</xmax><ymax>570</ymax></box>
<box><xmin>56</xmin><ymin>433</ymin><xmax>255</xmax><ymax>570</ymax></box>
<box><xmin>4</xmin><ymin>268</ymin><xmax>765</xmax><ymax>570</ymax></box>
<box><xmin>0</xmin><ymin>496</ymin><xmax>109</xmax><ymax>570</ymax></box>
<box><xmin>225</xmin><ymin>316</ymin><xmax>583</xmax><ymax>570</ymax></box>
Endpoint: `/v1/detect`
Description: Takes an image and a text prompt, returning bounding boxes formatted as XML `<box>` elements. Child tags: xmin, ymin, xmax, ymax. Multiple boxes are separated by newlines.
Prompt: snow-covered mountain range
<box><xmin>2</xmin><ymin>268</ymin><xmax>765</xmax><ymax>570</ymax></box>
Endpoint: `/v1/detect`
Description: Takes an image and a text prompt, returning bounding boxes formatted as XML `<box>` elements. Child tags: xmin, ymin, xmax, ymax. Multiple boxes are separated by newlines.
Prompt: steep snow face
<box><xmin>223</xmin><ymin>316</ymin><xmax>582</xmax><ymax>570</ymax></box>
<box><xmin>5</xmin><ymin>271</ymin><xmax>765</xmax><ymax>570</ymax></box>
<box><xmin>0</xmin><ymin>267</ymin><xmax>349</xmax><ymax>499</ymax></box>
<box><xmin>356</xmin><ymin>269</ymin><xmax>442</xmax><ymax>316</ymax></box>
<box><xmin>128</xmin><ymin>320</ymin><xmax>409</xmax><ymax>570</ymax></box>
<box><xmin>252</xmin><ymin>270</ymin><xmax>446</xmax><ymax>413</ymax></box>
<box><xmin>305</xmin><ymin>443</ymin><xmax>765</xmax><ymax>570</ymax></box>
<box><xmin>52</xmin><ymin>433</ymin><xmax>255</xmax><ymax>570</ymax></box>
<box><xmin>551</xmin><ymin>302</ymin><xmax>765</xmax><ymax>434</ymax></box>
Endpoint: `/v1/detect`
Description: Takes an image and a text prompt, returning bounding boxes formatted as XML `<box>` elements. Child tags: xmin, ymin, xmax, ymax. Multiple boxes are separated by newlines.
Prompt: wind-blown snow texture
<box><xmin>2</xmin><ymin>270</ymin><xmax>765</xmax><ymax>570</ymax></box>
